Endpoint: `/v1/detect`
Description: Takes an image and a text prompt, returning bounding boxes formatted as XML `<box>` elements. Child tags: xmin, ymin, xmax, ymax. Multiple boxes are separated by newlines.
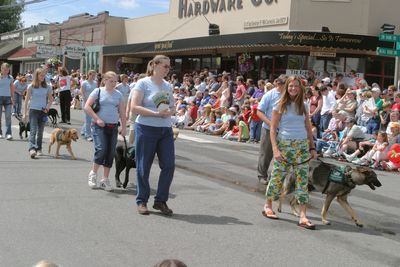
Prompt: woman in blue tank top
<box><xmin>262</xmin><ymin>76</ymin><xmax>317</xmax><ymax>230</ymax></box>
<box><xmin>0</xmin><ymin>63</ymin><xmax>15</xmax><ymax>140</ymax></box>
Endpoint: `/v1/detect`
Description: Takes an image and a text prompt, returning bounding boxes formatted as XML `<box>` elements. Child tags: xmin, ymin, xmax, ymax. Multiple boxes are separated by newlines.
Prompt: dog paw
<box><xmin>55</xmin><ymin>156</ymin><xmax>60</xmax><ymax>159</ymax></box>
<box><xmin>277</xmin><ymin>207</ymin><xmax>282</xmax><ymax>213</ymax></box>
<box><xmin>322</xmin><ymin>220</ymin><xmax>331</xmax><ymax>225</ymax></box>
<box><xmin>72</xmin><ymin>157</ymin><xmax>77</xmax><ymax>160</ymax></box>
<box><xmin>355</xmin><ymin>221</ymin><xmax>363</xmax><ymax>228</ymax></box>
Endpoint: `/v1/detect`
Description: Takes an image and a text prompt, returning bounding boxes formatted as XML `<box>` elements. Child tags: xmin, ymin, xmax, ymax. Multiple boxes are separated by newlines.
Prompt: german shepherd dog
<box><xmin>277</xmin><ymin>159</ymin><xmax>382</xmax><ymax>227</ymax></box>
<box><xmin>47</xmin><ymin>108</ymin><xmax>60</xmax><ymax>127</ymax></box>
<box><xmin>114</xmin><ymin>136</ymin><xmax>136</xmax><ymax>188</ymax></box>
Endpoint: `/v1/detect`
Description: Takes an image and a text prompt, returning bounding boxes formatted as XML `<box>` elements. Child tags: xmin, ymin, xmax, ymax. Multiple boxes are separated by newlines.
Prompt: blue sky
<box><xmin>21</xmin><ymin>0</ymin><xmax>170</xmax><ymax>27</ymax></box>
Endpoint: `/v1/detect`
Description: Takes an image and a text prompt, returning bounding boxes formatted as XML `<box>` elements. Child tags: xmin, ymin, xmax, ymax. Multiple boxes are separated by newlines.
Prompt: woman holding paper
<box><xmin>130</xmin><ymin>55</ymin><xmax>175</xmax><ymax>216</ymax></box>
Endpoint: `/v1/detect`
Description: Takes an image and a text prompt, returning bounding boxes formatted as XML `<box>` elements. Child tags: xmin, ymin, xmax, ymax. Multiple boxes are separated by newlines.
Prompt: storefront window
<box><xmin>384</xmin><ymin>60</ymin><xmax>395</xmax><ymax>76</ymax></box>
<box><xmin>345</xmin><ymin>57</ymin><xmax>365</xmax><ymax>73</ymax></box>
<box><xmin>274</xmin><ymin>55</ymin><xmax>287</xmax><ymax>73</ymax></box>
<box><xmin>308</xmin><ymin>56</ymin><xmax>324</xmax><ymax>71</ymax></box>
<box><xmin>187</xmin><ymin>57</ymin><xmax>200</xmax><ymax>72</ymax></box>
<box><xmin>288</xmin><ymin>55</ymin><xmax>307</xmax><ymax>70</ymax></box>
<box><xmin>202</xmin><ymin>57</ymin><xmax>211</xmax><ymax>70</ymax></box>
<box><xmin>326</xmin><ymin>58</ymin><xmax>344</xmax><ymax>73</ymax></box>
<box><xmin>260</xmin><ymin>55</ymin><xmax>273</xmax><ymax>80</ymax></box>
<box><xmin>366</xmin><ymin>57</ymin><xmax>381</xmax><ymax>75</ymax></box>
<box><xmin>174</xmin><ymin>58</ymin><xmax>182</xmax><ymax>75</ymax></box>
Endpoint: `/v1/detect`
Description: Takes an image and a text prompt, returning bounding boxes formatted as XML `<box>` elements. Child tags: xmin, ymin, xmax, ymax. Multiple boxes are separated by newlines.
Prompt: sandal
<box><xmin>262</xmin><ymin>206</ymin><xmax>279</xmax><ymax>220</ymax></box>
<box><xmin>298</xmin><ymin>220</ymin><xmax>316</xmax><ymax>230</ymax></box>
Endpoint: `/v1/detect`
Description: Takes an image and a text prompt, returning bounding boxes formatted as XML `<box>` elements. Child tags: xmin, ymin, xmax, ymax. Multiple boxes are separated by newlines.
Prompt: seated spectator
<box><xmin>222</xmin><ymin>115</ymin><xmax>249</xmax><ymax>142</ymax></box>
<box><xmin>335</xmin><ymin>88</ymin><xmax>357</xmax><ymax>118</ymax></box>
<box><xmin>379</xmin><ymin>102</ymin><xmax>392</xmax><ymax>132</ymax></box>
<box><xmin>334</xmin><ymin>117</ymin><xmax>366</xmax><ymax>157</ymax></box>
<box><xmin>172</xmin><ymin>104</ymin><xmax>190</xmax><ymax>129</ymax></box>
<box><xmin>386</xmin><ymin>110</ymin><xmax>399</xmax><ymax>135</ymax></box>
<box><xmin>391</xmin><ymin>92</ymin><xmax>400</xmax><ymax>111</ymax></box>
<box><xmin>209</xmin><ymin>118</ymin><xmax>236</xmax><ymax>136</ymax></box>
<box><xmin>316</xmin><ymin>110</ymin><xmax>346</xmax><ymax>154</ymax></box>
<box><xmin>350</xmin><ymin>132</ymin><xmax>389</xmax><ymax>168</ymax></box>
<box><xmin>186</xmin><ymin>103</ymin><xmax>212</xmax><ymax>130</ymax></box>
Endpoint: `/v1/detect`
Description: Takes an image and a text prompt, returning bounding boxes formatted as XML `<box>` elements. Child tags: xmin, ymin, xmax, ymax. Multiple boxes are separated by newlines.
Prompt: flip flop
<box><xmin>262</xmin><ymin>209</ymin><xmax>279</xmax><ymax>220</ymax></box>
<box><xmin>298</xmin><ymin>220</ymin><xmax>316</xmax><ymax>230</ymax></box>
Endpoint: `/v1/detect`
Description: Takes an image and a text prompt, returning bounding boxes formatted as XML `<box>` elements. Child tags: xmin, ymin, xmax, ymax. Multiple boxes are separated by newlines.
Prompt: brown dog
<box><xmin>277</xmin><ymin>159</ymin><xmax>382</xmax><ymax>227</ymax></box>
<box><xmin>48</xmin><ymin>128</ymin><xmax>79</xmax><ymax>160</ymax></box>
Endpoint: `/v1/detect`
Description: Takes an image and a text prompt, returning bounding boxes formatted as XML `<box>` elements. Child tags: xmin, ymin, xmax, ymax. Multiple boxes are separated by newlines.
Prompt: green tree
<box><xmin>0</xmin><ymin>0</ymin><xmax>24</xmax><ymax>34</ymax></box>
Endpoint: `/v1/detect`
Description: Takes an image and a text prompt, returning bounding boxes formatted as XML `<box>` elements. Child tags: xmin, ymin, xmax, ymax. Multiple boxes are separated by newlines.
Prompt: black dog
<box><xmin>19</xmin><ymin>120</ymin><xmax>30</xmax><ymax>139</ymax></box>
<box><xmin>114</xmin><ymin>136</ymin><xmax>136</xmax><ymax>188</ymax></box>
<box><xmin>47</xmin><ymin>108</ymin><xmax>60</xmax><ymax>127</ymax></box>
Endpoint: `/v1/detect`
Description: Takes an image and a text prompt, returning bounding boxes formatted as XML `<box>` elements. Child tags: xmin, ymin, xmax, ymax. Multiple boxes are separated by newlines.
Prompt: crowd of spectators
<box><xmin>5</xmin><ymin>65</ymin><xmax>400</xmax><ymax>172</ymax></box>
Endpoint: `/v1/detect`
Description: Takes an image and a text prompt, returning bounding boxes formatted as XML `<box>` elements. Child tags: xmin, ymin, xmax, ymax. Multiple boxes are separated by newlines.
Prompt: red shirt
<box><xmin>189</xmin><ymin>105</ymin><xmax>198</xmax><ymax>120</ymax></box>
<box><xmin>250</xmin><ymin>104</ymin><xmax>261</xmax><ymax>122</ymax></box>
<box><xmin>392</xmin><ymin>103</ymin><xmax>400</xmax><ymax>111</ymax></box>
<box><xmin>235</xmin><ymin>84</ymin><xmax>246</xmax><ymax>100</ymax></box>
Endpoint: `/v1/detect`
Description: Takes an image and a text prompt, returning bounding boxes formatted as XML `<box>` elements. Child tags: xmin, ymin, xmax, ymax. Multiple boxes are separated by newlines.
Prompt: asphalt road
<box><xmin>0</xmin><ymin>108</ymin><xmax>399</xmax><ymax>267</ymax></box>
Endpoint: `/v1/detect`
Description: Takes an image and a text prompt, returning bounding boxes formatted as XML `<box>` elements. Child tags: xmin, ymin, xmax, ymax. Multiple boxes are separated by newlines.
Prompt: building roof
<box><xmin>0</xmin><ymin>41</ymin><xmax>22</xmax><ymax>59</ymax></box>
<box><xmin>8</xmin><ymin>47</ymin><xmax>37</xmax><ymax>60</ymax></box>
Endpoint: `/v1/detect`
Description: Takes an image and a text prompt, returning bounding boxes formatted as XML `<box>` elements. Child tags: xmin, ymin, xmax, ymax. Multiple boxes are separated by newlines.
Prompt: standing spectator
<box><xmin>366</xmin><ymin>87</ymin><xmax>383</xmax><ymax>133</ymax></box>
<box><xmin>84</xmin><ymin>71</ymin><xmax>126</xmax><ymax>191</ymax></box>
<box><xmin>234</xmin><ymin>76</ymin><xmax>247</xmax><ymax>106</ymax></box>
<box><xmin>309</xmin><ymin>86</ymin><xmax>322</xmax><ymax>138</ymax></box>
<box><xmin>262</xmin><ymin>76</ymin><xmax>317</xmax><ymax>229</ymax></box>
<box><xmin>319</xmin><ymin>85</ymin><xmax>336</xmax><ymax>136</ymax></box>
<box><xmin>220</xmin><ymin>75</ymin><xmax>231</xmax><ymax>108</ymax></box>
<box><xmin>80</xmin><ymin>70</ymin><xmax>97</xmax><ymax>141</ymax></box>
<box><xmin>130</xmin><ymin>55</ymin><xmax>176</xmax><ymax>216</ymax></box>
<box><xmin>23</xmin><ymin>68</ymin><xmax>53</xmax><ymax>158</ymax></box>
<box><xmin>251</xmin><ymin>80</ymin><xmax>265</xmax><ymax>100</ymax></box>
<box><xmin>57</xmin><ymin>67</ymin><xmax>72</xmax><ymax>124</ymax></box>
<box><xmin>249</xmin><ymin>99</ymin><xmax>262</xmax><ymax>143</ymax></box>
<box><xmin>13</xmin><ymin>76</ymin><xmax>27</xmax><ymax>116</ymax></box>
<box><xmin>246</xmin><ymin>78</ymin><xmax>256</xmax><ymax>97</ymax></box>
<box><xmin>0</xmin><ymin>63</ymin><xmax>15</xmax><ymax>140</ymax></box>
<box><xmin>256</xmin><ymin>76</ymin><xmax>285</xmax><ymax>184</ymax></box>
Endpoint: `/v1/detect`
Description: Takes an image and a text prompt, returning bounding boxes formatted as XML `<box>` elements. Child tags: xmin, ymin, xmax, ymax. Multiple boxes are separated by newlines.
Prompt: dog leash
<box><xmin>282</xmin><ymin>156</ymin><xmax>313</xmax><ymax>166</ymax></box>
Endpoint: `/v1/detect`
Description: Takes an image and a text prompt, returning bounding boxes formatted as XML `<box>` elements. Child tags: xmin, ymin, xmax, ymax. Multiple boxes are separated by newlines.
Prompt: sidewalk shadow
<box><xmin>163</xmin><ymin>213</ymin><xmax>253</xmax><ymax>225</ymax></box>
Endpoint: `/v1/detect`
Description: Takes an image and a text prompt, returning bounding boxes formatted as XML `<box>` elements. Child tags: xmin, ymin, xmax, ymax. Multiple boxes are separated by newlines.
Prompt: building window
<box><xmin>308</xmin><ymin>56</ymin><xmax>325</xmax><ymax>72</ymax></box>
<box><xmin>346</xmin><ymin>57</ymin><xmax>365</xmax><ymax>73</ymax></box>
<box><xmin>288</xmin><ymin>55</ymin><xmax>307</xmax><ymax>70</ymax></box>
<box><xmin>326</xmin><ymin>58</ymin><xmax>345</xmax><ymax>73</ymax></box>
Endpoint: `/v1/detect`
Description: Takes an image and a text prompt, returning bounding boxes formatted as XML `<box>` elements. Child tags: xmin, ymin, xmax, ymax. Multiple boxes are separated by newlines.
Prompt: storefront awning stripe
<box><xmin>103</xmin><ymin>31</ymin><xmax>392</xmax><ymax>56</ymax></box>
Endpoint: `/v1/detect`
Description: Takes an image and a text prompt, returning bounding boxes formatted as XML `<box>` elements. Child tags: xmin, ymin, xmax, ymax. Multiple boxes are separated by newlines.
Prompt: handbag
<box><xmin>91</xmin><ymin>88</ymin><xmax>101</xmax><ymax>113</ymax></box>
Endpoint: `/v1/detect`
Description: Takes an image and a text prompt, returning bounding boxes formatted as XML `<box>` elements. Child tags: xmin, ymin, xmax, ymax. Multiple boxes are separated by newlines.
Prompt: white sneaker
<box><xmin>86</xmin><ymin>137</ymin><xmax>93</xmax><ymax>142</ymax></box>
<box><xmin>29</xmin><ymin>150</ymin><xmax>36</xmax><ymax>159</ymax></box>
<box><xmin>6</xmin><ymin>134</ymin><xmax>12</xmax><ymax>140</ymax></box>
<box><xmin>323</xmin><ymin>148</ymin><xmax>334</xmax><ymax>158</ymax></box>
<box><xmin>99</xmin><ymin>178</ymin><xmax>113</xmax><ymax>192</ymax></box>
<box><xmin>88</xmin><ymin>171</ymin><xmax>97</xmax><ymax>189</ymax></box>
<box><xmin>36</xmin><ymin>150</ymin><xmax>43</xmax><ymax>156</ymax></box>
<box><xmin>352</xmin><ymin>158</ymin><xmax>361</xmax><ymax>165</ymax></box>
<box><xmin>343</xmin><ymin>152</ymin><xmax>356</xmax><ymax>162</ymax></box>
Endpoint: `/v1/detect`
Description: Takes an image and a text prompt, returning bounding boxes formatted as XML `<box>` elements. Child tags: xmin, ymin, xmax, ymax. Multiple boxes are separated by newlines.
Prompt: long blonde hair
<box><xmin>31</xmin><ymin>68</ymin><xmax>48</xmax><ymax>88</ymax></box>
<box><xmin>146</xmin><ymin>55</ymin><xmax>170</xmax><ymax>76</ymax></box>
<box><xmin>277</xmin><ymin>76</ymin><xmax>306</xmax><ymax>115</ymax></box>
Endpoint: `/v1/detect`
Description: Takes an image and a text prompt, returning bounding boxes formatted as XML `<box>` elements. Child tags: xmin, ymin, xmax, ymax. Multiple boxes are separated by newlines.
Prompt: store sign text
<box><xmin>1</xmin><ymin>32</ymin><xmax>20</xmax><ymax>41</ymax></box>
<box><xmin>155</xmin><ymin>41</ymin><xmax>174</xmax><ymax>50</ymax></box>
<box><xmin>278</xmin><ymin>32</ymin><xmax>362</xmax><ymax>45</ymax></box>
<box><xmin>244</xmin><ymin>16</ymin><xmax>287</xmax><ymax>29</ymax></box>
<box><xmin>178</xmin><ymin>0</ymin><xmax>278</xmax><ymax>19</ymax></box>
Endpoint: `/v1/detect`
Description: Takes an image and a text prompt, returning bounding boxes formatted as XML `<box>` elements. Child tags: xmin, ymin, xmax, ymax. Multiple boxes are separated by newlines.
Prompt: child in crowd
<box><xmin>350</xmin><ymin>132</ymin><xmax>389</xmax><ymax>168</ymax></box>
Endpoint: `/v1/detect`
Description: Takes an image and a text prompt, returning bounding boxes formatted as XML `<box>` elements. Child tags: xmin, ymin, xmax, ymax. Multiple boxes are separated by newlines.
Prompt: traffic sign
<box><xmin>379</xmin><ymin>33</ymin><xmax>400</xmax><ymax>42</ymax></box>
<box><xmin>376</xmin><ymin>47</ymin><xmax>400</xmax><ymax>57</ymax></box>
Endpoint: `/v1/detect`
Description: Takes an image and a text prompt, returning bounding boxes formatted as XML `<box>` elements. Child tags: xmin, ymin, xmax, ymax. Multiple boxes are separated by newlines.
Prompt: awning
<box><xmin>0</xmin><ymin>41</ymin><xmax>21</xmax><ymax>59</ymax></box>
<box><xmin>8</xmin><ymin>47</ymin><xmax>37</xmax><ymax>60</ymax></box>
<box><xmin>103</xmin><ymin>31</ymin><xmax>393</xmax><ymax>56</ymax></box>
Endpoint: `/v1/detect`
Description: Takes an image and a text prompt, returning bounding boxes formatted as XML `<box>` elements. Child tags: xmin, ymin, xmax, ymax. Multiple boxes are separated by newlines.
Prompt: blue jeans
<box><xmin>249</xmin><ymin>120</ymin><xmax>262</xmax><ymax>142</ymax></box>
<box><xmin>29</xmin><ymin>109</ymin><xmax>46</xmax><ymax>151</ymax></box>
<box><xmin>367</xmin><ymin>118</ymin><xmax>380</xmax><ymax>134</ymax></box>
<box><xmin>0</xmin><ymin>96</ymin><xmax>12</xmax><ymax>135</ymax></box>
<box><xmin>320</xmin><ymin>113</ymin><xmax>332</xmax><ymax>137</ymax></box>
<box><xmin>92</xmin><ymin>124</ymin><xmax>118</xmax><ymax>168</ymax></box>
<box><xmin>81</xmin><ymin>113</ymin><xmax>93</xmax><ymax>138</ymax></box>
<box><xmin>135</xmin><ymin>123</ymin><xmax>175</xmax><ymax>205</ymax></box>
<box><xmin>13</xmin><ymin>93</ymin><xmax>23</xmax><ymax>114</ymax></box>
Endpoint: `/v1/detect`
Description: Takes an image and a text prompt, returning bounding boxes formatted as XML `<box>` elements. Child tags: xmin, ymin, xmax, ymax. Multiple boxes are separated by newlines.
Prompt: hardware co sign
<box><xmin>63</xmin><ymin>44</ymin><xmax>86</xmax><ymax>60</ymax></box>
